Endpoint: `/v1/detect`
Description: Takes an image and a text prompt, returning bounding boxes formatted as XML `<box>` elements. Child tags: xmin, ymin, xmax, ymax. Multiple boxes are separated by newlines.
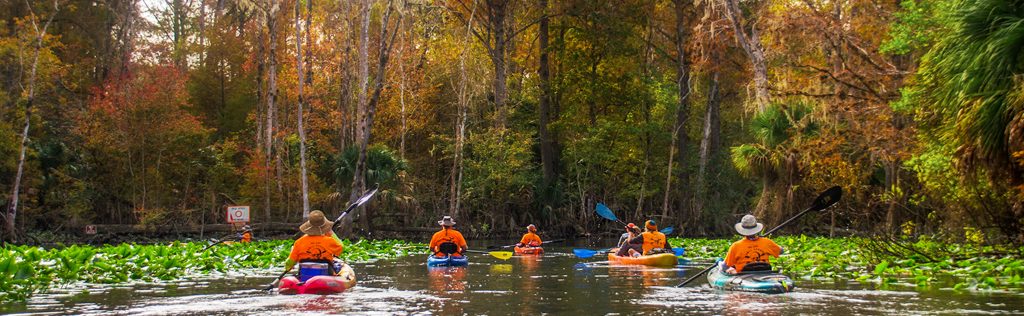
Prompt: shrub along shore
<box><xmin>0</xmin><ymin>239</ymin><xmax>425</xmax><ymax>302</ymax></box>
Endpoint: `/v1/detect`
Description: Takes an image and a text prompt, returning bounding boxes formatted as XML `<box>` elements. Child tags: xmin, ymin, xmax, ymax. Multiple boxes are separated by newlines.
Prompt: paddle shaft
<box><xmin>676</xmin><ymin>186</ymin><xmax>842</xmax><ymax>287</ymax></box>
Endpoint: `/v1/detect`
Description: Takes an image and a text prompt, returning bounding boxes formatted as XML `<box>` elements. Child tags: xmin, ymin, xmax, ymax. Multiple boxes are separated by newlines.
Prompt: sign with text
<box><xmin>226</xmin><ymin>206</ymin><xmax>250</xmax><ymax>223</ymax></box>
<box><xmin>84</xmin><ymin>225</ymin><xmax>97</xmax><ymax>235</ymax></box>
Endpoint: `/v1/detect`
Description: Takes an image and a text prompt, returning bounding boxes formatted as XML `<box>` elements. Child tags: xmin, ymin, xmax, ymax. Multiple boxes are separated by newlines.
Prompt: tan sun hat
<box><xmin>437</xmin><ymin>216</ymin><xmax>456</xmax><ymax>226</ymax></box>
<box><xmin>735</xmin><ymin>214</ymin><xmax>764</xmax><ymax>236</ymax></box>
<box><xmin>299</xmin><ymin>210</ymin><xmax>334</xmax><ymax>236</ymax></box>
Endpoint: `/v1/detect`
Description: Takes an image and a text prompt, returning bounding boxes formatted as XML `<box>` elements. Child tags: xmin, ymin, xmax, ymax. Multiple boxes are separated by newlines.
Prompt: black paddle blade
<box><xmin>812</xmin><ymin>186</ymin><xmax>842</xmax><ymax>211</ymax></box>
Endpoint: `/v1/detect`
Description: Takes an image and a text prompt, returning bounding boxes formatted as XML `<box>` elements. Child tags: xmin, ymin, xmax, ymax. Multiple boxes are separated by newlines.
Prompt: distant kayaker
<box><xmin>429</xmin><ymin>216</ymin><xmax>468</xmax><ymax>258</ymax></box>
<box><xmin>282</xmin><ymin>210</ymin><xmax>345</xmax><ymax>279</ymax></box>
<box><xmin>238</xmin><ymin>225</ymin><xmax>253</xmax><ymax>243</ymax></box>
<box><xmin>616</xmin><ymin>223</ymin><xmax>641</xmax><ymax>248</ymax></box>
<box><xmin>516</xmin><ymin>224</ymin><xmax>542</xmax><ymax>248</ymax></box>
<box><xmin>722</xmin><ymin>214</ymin><xmax>782</xmax><ymax>274</ymax></box>
<box><xmin>620</xmin><ymin>220</ymin><xmax>672</xmax><ymax>257</ymax></box>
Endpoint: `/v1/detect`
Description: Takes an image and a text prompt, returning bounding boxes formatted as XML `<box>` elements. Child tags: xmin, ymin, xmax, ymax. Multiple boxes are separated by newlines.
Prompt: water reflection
<box><xmin>721</xmin><ymin>292</ymin><xmax>786</xmax><ymax>316</ymax></box>
<box><xmin>426</xmin><ymin>266</ymin><xmax>467</xmax><ymax>314</ymax></box>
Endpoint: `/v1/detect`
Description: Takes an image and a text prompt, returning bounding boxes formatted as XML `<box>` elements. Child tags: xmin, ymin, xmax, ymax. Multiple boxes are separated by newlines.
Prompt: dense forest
<box><xmin>0</xmin><ymin>0</ymin><xmax>1021</xmax><ymax>242</ymax></box>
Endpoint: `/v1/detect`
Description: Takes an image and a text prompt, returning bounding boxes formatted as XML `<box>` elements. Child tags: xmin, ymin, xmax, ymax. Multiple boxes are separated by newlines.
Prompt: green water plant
<box><xmin>672</xmin><ymin>236</ymin><xmax>1024</xmax><ymax>291</ymax></box>
<box><xmin>0</xmin><ymin>239</ymin><xmax>424</xmax><ymax>302</ymax></box>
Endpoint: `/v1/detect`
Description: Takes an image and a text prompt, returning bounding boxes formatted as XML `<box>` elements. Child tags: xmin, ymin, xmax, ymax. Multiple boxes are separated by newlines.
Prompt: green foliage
<box><xmin>731</xmin><ymin>102</ymin><xmax>818</xmax><ymax>178</ymax></box>
<box><xmin>322</xmin><ymin>144</ymin><xmax>407</xmax><ymax>190</ymax></box>
<box><xmin>671</xmin><ymin>234</ymin><xmax>1024</xmax><ymax>290</ymax></box>
<box><xmin>0</xmin><ymin>239</ymin><xmax>424</xmax><ymax>303</ymax></box>
<box><xmin>880</xmin><ymin>0</ymin><xmax>952</xmax><ymax>55</ymax></box>
<box><xmin>673</xmin><ymin>236</ymin><xmax>1024</xmax><ymax>291</ymax></box>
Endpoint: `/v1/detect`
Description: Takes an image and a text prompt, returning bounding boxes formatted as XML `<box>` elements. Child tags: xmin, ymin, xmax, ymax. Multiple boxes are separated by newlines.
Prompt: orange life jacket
<box><xmin>241</xmin><ymin>232</ymin><xmax>252</xmax><ymax>243</ymax></box>
<box><xmin>519</xmin><ymin>232</ymin><xmax>542</xmax><ymax>246</ymax></box>
<box><xmin>429</xmin><ymin>228</ymin><xmax>467</xmax><ymax>257</ymax></box>
<box><xmin>641</xmin><ymin>231</ymin><xmax>667</xmax><ymax>255</ymax></box>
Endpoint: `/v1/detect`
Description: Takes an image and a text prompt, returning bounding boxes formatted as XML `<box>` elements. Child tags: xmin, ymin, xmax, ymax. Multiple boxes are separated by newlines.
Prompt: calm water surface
<box><xmin>3</xmin><ymin>241</ymin><xmax>1022</xmax><ymax>315</ymax></box>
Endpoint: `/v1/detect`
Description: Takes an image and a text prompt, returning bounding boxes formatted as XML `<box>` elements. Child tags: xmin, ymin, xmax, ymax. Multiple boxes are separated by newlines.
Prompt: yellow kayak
<box><xmin>607</xmin><ymin>249</ymin><xmax>678</xmax><ymax>267</ymax></box>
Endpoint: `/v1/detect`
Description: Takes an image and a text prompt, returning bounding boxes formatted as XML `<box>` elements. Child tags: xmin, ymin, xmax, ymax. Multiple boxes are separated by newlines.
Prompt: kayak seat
<box><xmin>742</xmin><ymin>261</ymin><xmax>773</xmax><ymax>272</ymax></box>
<box><xmin>438</xmin><ymin>242</ymin><xmax>459</xmax><ymax>255</ymax></box>
<box><xmin>298</xmin><ymin>259</ymin><xmax>339</xmax><ymax>282</ymax></box>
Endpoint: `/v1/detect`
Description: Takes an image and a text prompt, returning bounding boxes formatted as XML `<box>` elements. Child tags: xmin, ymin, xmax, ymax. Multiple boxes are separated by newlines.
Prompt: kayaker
<box><xmin>238</xmin><ymin>225</ymin><xmax>253</xmax><ymax>243</ymax></box>
<box><xmin>429</xmin><ymin>216</ymin><xmax>468</xmax><ymax>258</ymax></box>
<box><xmin>616</xmin><ymin>223</ymin><xmax>641</xmax><ymax>248</ymax></box>
<box><xmin>622</xmin><ymin>220</ymin><xmax>672</xmax><ymax>257</ymax></box>
<box><xmin>282</xmin><ymin>210</ymin><xmax>345</xmax><ymax>279</ymax></box>
<box><xmin>722</xmin><ymin>214</ymin><xmax>782</xmax><ymax>274</ymax></box>
<box><xmin>516</xmin><ymin>224</ymin><xmax>542</xmax><ymax>247</ymax></box>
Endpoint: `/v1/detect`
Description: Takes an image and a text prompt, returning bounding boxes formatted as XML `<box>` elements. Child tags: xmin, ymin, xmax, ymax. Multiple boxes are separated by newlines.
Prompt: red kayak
<box><xmin>278</xmin><ymin>264</ymin><xmax>357</xmax><ymax>295</ymax></box>
<box><xmin>514</xmin><ymin>246</ymin><xmax>544</xmax><ymax>255</ymax></box>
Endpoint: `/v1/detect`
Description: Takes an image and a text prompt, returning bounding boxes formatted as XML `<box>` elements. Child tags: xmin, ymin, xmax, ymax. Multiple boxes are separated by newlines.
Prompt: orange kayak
<box><xmin>514</xmin><ymin>246</ymin><xmax>544</xmax><ymax>255</ymax></box>
<box><xmin>607</xmin><ymin>249</ymin><xmax>678</xmax><ymax>267</ymax></box>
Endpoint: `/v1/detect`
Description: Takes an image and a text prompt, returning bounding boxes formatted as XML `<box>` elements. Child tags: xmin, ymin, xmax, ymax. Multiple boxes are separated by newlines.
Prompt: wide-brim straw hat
<box><xmin>735</xmin><ymin>214</ymin><xmax>764</xmax><ymax>236</ymax></box>
<box><xmin>437</xmin><ymin>216</ymin><xmax>456</xmax><ymax>226</ymax></box>
<box><xmin>300</xmin><ymin>210</ymin><xmax>334</xmax><ymax>236</ymax></box>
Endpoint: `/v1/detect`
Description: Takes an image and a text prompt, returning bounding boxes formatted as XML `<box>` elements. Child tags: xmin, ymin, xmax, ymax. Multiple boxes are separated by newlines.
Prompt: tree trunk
<box><xmin>344</xmin><ymin>0</ymin><xmax>372</xmax><ymax>235</ymax></box>
<box><xmin>667</xmin><ymin>0</ymin><xmax>691</xmax><ymax>222</ymax></box>
<box><xmin>538</xmin><ymin>0</ymin><xmax>557</xmax><ymax>190</ymax></box>
<box><xmin>295</xmin><ymin>0</ymin><xmax>310</xmax><ymax>218</ymax></box>
<box><xmin>264</xmin><ymin>2</ymin><xmax>279</xmax><ymax>223</ymax></box>
<box><xmin>346</xmin><ymin>0</ymin><xmax>400</xmax><ymax>236</ymax></box>
<box><xmin>723</xmin><ymin>0</ymin><xmax>769</xmax><ymax>112</ymax></box>
<box><xmin>6</xmin><ymin>1</ymin><xmax>58</xmax><ymax>241</ymax></box>
<box><xmin>490</xmin><ymin>0</ymin><xmax>508</xmax><ymax>129</ymax></box>
<box><xmin>694</xmin><ymin>70</ymin><xmax>721</xmax><ymax>225</ymax></box>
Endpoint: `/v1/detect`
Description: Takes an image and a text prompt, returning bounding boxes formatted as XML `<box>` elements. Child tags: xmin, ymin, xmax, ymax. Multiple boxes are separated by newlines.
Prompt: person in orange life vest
<box><xmin>622</xmin><ymin>220</ymin><xmax>672</xmax><ymax>257</ymax></box>
<box><xmin>429</xmin><ymin>216</ymin><xmax>468</xmax><ymax>258</ymax></box>
<box><xmin>723</xmin><ymin>214</ymin><xmax>783</xmax><ymax>274</ymax></box>
<box><xmin>282</xmin><ymin>210</ymin><xmax>345</xmax><ymax>274</ymax></box>
<box><xmin>616</xmin><ymin>223</ymin><xmax>641</xmax><ymax>248</ymax></box>
<box><xmin>238</xmin><ymin>225</ymin><xmax>253</xmax><ymax>243</ymax></box>
<box><xmin>516</xmin><ymin>224</ymin><xmax>542</xmax><ymax>247</ymax></box>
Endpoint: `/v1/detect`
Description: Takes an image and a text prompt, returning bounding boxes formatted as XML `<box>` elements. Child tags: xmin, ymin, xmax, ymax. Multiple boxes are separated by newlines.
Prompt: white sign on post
<box><xmin>84</xmin><ymin>225</ymin><xmax>97</xmax><ymax>235</ymax></box>
<box><xmin>226</xmin><ymin>206</ymin><xmax>250</xmax><ymax>223</ymax></box>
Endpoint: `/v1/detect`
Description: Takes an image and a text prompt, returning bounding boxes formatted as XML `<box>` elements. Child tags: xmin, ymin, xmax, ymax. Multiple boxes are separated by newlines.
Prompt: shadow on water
<box><xmin>3</xmin><ymin>240</ymin><xmax>1024</xmax><ymax>315</ymax></box>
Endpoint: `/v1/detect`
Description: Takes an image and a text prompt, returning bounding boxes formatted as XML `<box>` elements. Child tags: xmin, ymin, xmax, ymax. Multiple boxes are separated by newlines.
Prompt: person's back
<box><xmin>639</xmin><ymin>230</ymin><xmax>668</xmax><ymax>255</ymax></box>
<box><xmin>723</xmin><ymin>215</ymin><xmax>781</xmax><ymax>273</ymax></box>
<box><xmin>430</xmin><ymin>216</ymin><xmax>467</xmax><ymax>257</ymax></box>
<box><xmin>518</xmin><ymin>224</ymin><xmax>542</xmax><ymax>247</ymax></box>
<box><xmin>724</xmin><ymin>236</ymin><xmax>781</xmax><ymax>272</ymax></box>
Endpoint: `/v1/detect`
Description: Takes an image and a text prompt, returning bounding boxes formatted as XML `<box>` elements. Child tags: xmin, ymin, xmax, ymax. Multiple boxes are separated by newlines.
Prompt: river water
<box><xmin>3</xmin><ymin>242</ymin><xmax>1023</xmax><ymax>315</ymax></box>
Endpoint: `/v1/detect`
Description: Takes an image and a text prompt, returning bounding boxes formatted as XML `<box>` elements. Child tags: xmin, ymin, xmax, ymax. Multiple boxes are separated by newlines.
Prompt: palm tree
<box><xmin>917</xmin><ymin>0</ymin><xmax>1024</xmax><ymax>239</ymax></box>
<box><xmin>731</xmin><ymin>102</ymin><xmax>818</xmax><ymax>225</ymax></box>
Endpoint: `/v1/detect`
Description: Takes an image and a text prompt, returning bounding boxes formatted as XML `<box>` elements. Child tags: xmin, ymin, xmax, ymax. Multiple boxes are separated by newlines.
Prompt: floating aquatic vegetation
<box><xmin>0</xmin><ymin>239</ymin><xmax>424</xmax><ymax>302</ymax></box>
<box><xmin>671</xmin><ymin>236</ymin><xmax>1024</xmax><ymax>292</ymax></box>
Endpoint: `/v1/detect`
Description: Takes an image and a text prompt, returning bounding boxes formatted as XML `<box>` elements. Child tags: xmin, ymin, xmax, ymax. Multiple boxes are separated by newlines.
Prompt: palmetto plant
<box><xmin>919</xmin><ymin>0</ymin><xmax>1024</xmax><ymax>182</ymax></box>
<box><xmin>915</xmin><ymin>0</ymin><xmax>1024</xmax><ymax>239</ymax></box>
<box><xmin>731</xmin><ymin>102</ymin><xmax>819</xmax><ymax>223</ymax></box>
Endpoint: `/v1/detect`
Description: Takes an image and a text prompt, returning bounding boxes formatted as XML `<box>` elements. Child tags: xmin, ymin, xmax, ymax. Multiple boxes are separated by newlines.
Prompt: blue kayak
<box><xmin>426</xmin><ymin>254</ymin><xmax>469</xmax><ymax>267</ymax></box>
<box><xmin>707</xmin><ymin>265</ymin><xmax>794</xmax><ymax>294</ymax></box>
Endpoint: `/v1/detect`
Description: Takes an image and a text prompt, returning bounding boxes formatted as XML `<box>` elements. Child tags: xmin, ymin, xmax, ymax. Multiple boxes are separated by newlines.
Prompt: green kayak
<box><xmin>706</xmin><ymin>265</ymin><xmax>794</xmax><ymax>294</ymax></box>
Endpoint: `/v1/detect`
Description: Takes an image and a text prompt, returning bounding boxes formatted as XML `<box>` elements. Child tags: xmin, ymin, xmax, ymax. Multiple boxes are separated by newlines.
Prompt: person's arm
<box><xmin>628</xmin><ymin>234</ymin><xmax>644</xmax><ymax>245</ymax></box>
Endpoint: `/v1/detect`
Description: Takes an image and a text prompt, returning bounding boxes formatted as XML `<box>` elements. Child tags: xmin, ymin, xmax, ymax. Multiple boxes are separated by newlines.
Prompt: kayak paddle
<box><xmin>464</xmin><ymin>249</ymin><xmax>514</xmax><ymax>260</ymax></box>
<box><xmin>487</xmin><ymin>239</ymin><xmax>565</xmax><ymax>250</ymax></box>
<box><xmin>675</xmin><ymin>186</ymin><xmax>842</xmax><ymax>288</ymax></box>
<box><xmin>200</xmin><ymin>237</ymin><xmax>232</xmax><ymax>252</ymax></box>
<box><xmin>660</xmin><ymin>226</ymin><xmax>674</xmax><ymax>235</ymax></box>
<box><xmin>262</xmin><ymin>184</ymin><xmax>380</xmax><ymax>292</ymax></box>
<box><xmin>595</xmin><ymin>203</ymin><xmax>628</xmax><ymax>226</ymax></box>
<box><xmin>573</xmin><ymin>246</ymin><xmax>610</xmax><ymax>258</ymax></box>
